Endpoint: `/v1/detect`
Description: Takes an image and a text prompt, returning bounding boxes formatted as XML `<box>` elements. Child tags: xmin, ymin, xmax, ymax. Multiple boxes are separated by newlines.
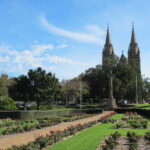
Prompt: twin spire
<box><xmin>104</xmin><ymin>23</ymin><xmax>137</xmax><ymax>52</ymax></box>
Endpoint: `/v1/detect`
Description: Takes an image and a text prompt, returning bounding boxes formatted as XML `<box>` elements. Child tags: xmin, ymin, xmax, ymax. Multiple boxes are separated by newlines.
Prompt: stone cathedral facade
<box><xmin>102</xmin><ymin>25</ymin><xmax>141</xmax><ymax>78</ymax></box>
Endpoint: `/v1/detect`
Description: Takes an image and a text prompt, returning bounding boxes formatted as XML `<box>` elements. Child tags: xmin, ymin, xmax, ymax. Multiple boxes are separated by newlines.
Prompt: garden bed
<box><xmin>97</xmin><ymin>132</ymin><xmax>150</xmax><ymax>150</ymax></box>
<box><xmin>0</xmin><ymin>112</ymin><xmax>98</xmax><ymax>136</ymax></box>
<box><xmin>47</xmin><ymin>113</ymin><xmax>149</xmax><ymax>150</ymax></box>
<box><xmin>6</xmin><ymin>112</ymin><xmax>116</xmax><ymax>150</ymax></box>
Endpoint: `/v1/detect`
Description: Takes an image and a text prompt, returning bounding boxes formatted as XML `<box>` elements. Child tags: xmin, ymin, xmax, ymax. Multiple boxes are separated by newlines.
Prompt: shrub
<box><xmin>111</xmin><ymin>131</ymin><xmax>121</xmax><ymax>140</ymax></box>
<box><xmin>140</xmin><ymin>120</ymin><xmax>148</xmax><ymax>129</ymax></box>
<box><xmin>127</xmin><ymin>132</ymin><xmax>140</xmax><ymax>150</ymax></box>
<box><xmin>115</xmin><ymin>122</ymin><xmax>124</xmax><ymax>128</ymax></box>
<box><xmin>144</xmin><ymin>131</ymin><xmax>150</xmax><ymax>141</ymax></box>
<box><xmin>127</xmin><ymin>132</ymin><xmax>140</xmax><ymax>143</ymax></box>
<box><xmin>0</xmin><ymin>96</ymin><xmax>17</xmax><ymax>110</ymax></box>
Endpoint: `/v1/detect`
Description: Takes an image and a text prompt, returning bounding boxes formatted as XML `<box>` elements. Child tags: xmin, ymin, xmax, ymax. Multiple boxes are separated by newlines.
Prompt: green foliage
<box><xmin>81</xmin><ymin>59</ymin><xmax>150</xmax><ymax>103</ymax></box>
<box><xmin>144</xmin><ymin>131</ymin><xmax>150</xmax><ymax>141</ymax></box>
<box><xmin>0</xmin><ymin>96</ymin><xmax>17</xmax><ymax>110</ymax></box>
<box><xmin>61</xmin><ymin>77</ymin><xmax>90</xmax><ymax>105</ymax></box>
<box><xmin>9</xmin><ymin>67</ymin><xmax>62</xmax><ymax>110</ymax></box>
<box><xmin>127</xmin><ymin>132</ymin><xmax>140</xmax><ymax>150</ymax></box>
<box><xmin>102</xmin><ymin>131</ymin><xmax>121</xmax><ymax>150</ymax></box>
<box><xmin>28</xmin><ymin>67</ymin><xmax>61</xmax><ymax>109</ymax></box>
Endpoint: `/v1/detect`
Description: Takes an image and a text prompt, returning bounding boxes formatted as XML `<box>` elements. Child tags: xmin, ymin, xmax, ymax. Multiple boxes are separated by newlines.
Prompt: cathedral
<box><xmin>102</xmin><ymin>25</ymin><xmax>141</xmax><ymax>78</ymax></box>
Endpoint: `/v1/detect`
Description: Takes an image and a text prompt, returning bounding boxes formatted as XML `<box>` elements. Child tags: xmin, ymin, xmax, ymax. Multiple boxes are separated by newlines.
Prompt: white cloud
<box><xmin>32</xmin><ymin>44</ymin><xmax>54</xmax><ymax>56</ymax></box>
<box><xmin>0</xmin><ymin>43</ymin><xmax>85</xmax><ymax>75</ymax></box>
<box><xmin>85</xmin><ymin>25</ymin><xmax>105</xmax><ymax>36</ymax></box>
<box><xmin>56</xmin><ymin>43</ymin><xmax>68</xmax><ymax>49</ymax></box>
<box><xmin>39</xmin><ymin>14</ymin><xmax>104</xmax><ymax>45</ymax></box>
<box><xmin>46</xmin><ymin>55</ymin><xmax>80</xmax><ymax>65</ymax></box>
<box><xmin>0</xmin><ymin>55</ymin><xmax>10</xmax><ymax>62</ymax></box>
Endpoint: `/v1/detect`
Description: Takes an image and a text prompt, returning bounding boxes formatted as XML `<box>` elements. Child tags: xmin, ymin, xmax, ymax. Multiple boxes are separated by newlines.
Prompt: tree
<box><xmin>0</xmin><ymin>96</ymin><xmax>17</xmax><ymax>110</ymax></box>
<box><xmin>141</xmin><ymin>77</ymin><xmax>150</xmax><ymax>102</ymax></box>
<box><xmin>0</xmin><ymin>74</ymin><xmax>14</xmax><ymax>96</ymax></box>
<box><xmin>83</xmin><ymin>65</ymin><xmax>109</xmax><ymax>101</ymax></box>
<box><xmin>61</xmin><ymin>77</ymin><xmax>89</xmax><ymax>106</ymax></box>
<box><xmin>28</xmin><ymin>67</ymin><xmax>60</xmax><ymax>109</ymax></box>
<box><xmin>9</xmin><ymin>75</ymin><xmax>31</xmax><ymax>109</ymax></box>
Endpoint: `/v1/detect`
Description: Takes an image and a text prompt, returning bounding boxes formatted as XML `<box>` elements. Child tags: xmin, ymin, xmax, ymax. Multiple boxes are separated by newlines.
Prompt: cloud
<box><xmin>46</xmin><ymin>55</ymin><xmax>83</xmax><ymax>65</ymax></box>
<box><xmin>0</xmin><ymin>43</ymin><xmax>85</xmax><ymax>75</ymax></box>
<box><xmin>39</xmin><ymin>14</ymin><xmax>104</xmax><ymax>45</ymax></box>
<box><xmin>0</xmin><ymin>55</ymin><xmax>10</xmax><ymax>62</ymax></box>
<box><xmin>32</xmin><ymin>44</ymin><xmax>54</xmax><ymax>56</ymax></box>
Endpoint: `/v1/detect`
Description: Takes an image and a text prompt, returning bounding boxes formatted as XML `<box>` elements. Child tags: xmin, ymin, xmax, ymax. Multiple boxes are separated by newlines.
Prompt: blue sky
<box><xmin>0</xmin><ymin>0</ymin><xmax>149</xmax><ymax>80</ymax></box>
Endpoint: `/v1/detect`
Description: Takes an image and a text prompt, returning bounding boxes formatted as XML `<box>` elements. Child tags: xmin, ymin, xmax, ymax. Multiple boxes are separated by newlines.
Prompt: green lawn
<box><xmin>134</xmin><ymin>104</ymin><xmax>150</xmax><ymax>109</ymax></box>
<box><xmin>48</xmin><ymin>114</ymin><xmax>149</xmax><ymax>150</ymax></box>
<box><xmin>110</xmin><ymin>114</ymin><xmax>123</xmax><ymax>120</ymax></box>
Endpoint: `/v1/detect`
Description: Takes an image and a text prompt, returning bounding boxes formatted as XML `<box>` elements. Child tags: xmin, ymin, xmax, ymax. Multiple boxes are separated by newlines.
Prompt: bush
<box><xmin>144</xmin><ymin>131</ymin><xmax>150</xmax><ymax>141</ymax></box>
<box><xmin>127</xmin><ymin>132</ymin><xmax>140</xmax><ymax>150</ymax></box>
<box><xmin>115</xmin><ymin>122</ymin><xmax>124</xmax><ymax>128</ymax></box>
<box><xmin>111</xmin><ymin>131</ymin><xmax>121</xmax><ymax>140</ymax></box>
<box><xmin>0</xmin><ymin>96</ymin><xmax>17</xmax><ymax>110</ymax></box>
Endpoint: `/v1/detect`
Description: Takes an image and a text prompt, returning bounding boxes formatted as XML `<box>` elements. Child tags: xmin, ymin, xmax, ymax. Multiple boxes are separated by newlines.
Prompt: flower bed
<box><xmin>114</xmin><ymin>112</ymin><xmax>150</xmax><ymax>129</ymax></box>
<box><xmin>100</xmin><ymin>112</ymin><xmax>150</xmax><ymax>129</ymax></box>
<box><xmin>0</xmin><ymin>113</ymin><xmax>97</xmax><ymax>136</ymax></box>
<box><xmin>7</xmin><ymin>112</ymin><xmax>116</xmax><ymax>150</ymax></box>
<box><xmin>7</xmin><ymin>121</ymin><xmax>97</xmax><ymax>150</ymax></box>
<box><xmin>97</xmin><ymin>131</ymin><xmax>150</xmax><ymax>150</ymax></box>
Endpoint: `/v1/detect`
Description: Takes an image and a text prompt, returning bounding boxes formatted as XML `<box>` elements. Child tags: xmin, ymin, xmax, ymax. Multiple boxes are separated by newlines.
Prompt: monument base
<box><xmin>107</xmin><ymin>98</ymin><xmax>117</xmax><ymax>110</ymax></box>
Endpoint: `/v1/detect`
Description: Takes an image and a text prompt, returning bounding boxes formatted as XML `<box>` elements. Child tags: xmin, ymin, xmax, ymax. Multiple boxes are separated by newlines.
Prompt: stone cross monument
<box><xmin>108</xmin><ymin>70</ymin><xmax>117</xmax><ymax>109</ymax></box>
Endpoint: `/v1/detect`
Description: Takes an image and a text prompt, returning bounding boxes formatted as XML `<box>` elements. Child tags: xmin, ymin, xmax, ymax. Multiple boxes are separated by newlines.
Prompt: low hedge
<box><xmin>0</xmin><ymin>109</ymin><xmax>103</xmax><ymax>120</ymax></box>
<box><xmin>115</xmin><ymin>108</ymin><xmax>150</xmax><ymax>118</ymax></box>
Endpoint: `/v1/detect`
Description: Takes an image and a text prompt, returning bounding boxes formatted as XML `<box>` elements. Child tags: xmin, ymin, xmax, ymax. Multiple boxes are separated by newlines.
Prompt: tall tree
<box><xmin>28</xmin><ymin>67</ymin><xmax>60</xmax><ymax>109</ymax></box>
<box><xmin>9</xmin><ymin>75</ymin><xmax>31</xmax><ymax>109</ymax></box>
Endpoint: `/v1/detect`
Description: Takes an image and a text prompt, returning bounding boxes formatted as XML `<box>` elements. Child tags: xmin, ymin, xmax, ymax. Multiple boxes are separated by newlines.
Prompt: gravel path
<box><xmin>0</xmin><ymin>111</ymin><xmax>112</xmax><ymax>150</ymax></box>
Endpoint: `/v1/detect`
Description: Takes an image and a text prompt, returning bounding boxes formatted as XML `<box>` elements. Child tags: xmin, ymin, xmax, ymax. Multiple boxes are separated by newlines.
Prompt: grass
<box><xmin>134</xmin><ymin>104</ymin><xmax>150</xmax><ymax>109</ymax></box>
<box><xmin>110</xmin><ymin>114</ymin><xmax>123</xmax><ymax>120</ymax></box>
<box><xmin>48</xmin><ymin>114</ymin><xmax>149</xmax><ymax>150</ymax></box>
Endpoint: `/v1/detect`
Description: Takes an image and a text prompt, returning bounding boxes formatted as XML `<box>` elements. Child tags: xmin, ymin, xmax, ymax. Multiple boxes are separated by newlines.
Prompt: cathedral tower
<box><xmin>128</xmin><ymin>24</ymin><xmax>141</xmax><ymax>77</ymax></box>
<box><xmin>102</xmin><ymin>26</ymin><xmax>115</xmax><ymax>67</ymax></box>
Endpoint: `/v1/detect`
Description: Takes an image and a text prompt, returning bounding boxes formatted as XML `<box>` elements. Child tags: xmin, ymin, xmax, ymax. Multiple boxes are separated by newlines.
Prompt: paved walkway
<box><xmin>0</xmin><ymin>111</ymin><xmax>113</xmax><ymax>150</ymax></box>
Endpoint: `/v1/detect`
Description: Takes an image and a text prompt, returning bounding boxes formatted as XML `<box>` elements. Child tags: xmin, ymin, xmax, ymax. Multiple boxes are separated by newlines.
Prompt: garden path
<box><xmin>0</xmin><ymin>111</ymin><xmax>113</xmax><ymax>150</ymax></box>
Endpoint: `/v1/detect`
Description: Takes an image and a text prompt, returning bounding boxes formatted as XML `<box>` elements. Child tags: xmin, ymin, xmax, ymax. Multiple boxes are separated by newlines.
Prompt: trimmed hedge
<box><xmin>0</xmin><ymin>109</ymin><xmax>103</xmax><ymax>120</ymax></box>
<box><xmin>115</xmin><ymin>108</ymin><xmax>150</xmax><ymax>118</ymax></box>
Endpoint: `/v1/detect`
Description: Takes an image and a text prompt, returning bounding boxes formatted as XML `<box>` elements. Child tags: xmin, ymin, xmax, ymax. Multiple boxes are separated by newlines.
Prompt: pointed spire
<box><xmin>105</xmin><ymin>24</ymin><xmax>112</xmax><ymax>45</ymax></box>
<box><xmin>120</xmin><ymin>50</ymin><xmax>127</xmax><ymax>63</ymax></box>
<box><xmin>121</xmin><ymin>50</ymin><xmax>125</xmax><ymax>58</ymax></box>
<box><xmin>131</xmin><ymin>22</ymin><xmax>136</xmax><ymax>44</ymax></box>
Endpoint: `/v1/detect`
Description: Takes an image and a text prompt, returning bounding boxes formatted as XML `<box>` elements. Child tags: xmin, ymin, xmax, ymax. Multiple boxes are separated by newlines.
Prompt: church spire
<box><xmin>105</xmin><ymin>25</ymin><xmax>112</xmax><ymax>45</ymax></box>
<box><xmin>131</xmin><ymin>22</ymin><xmax>136</xmax><ymax>44</ymax></box>
<box><xmin>102</xmin><ymin>25</ymin><xmax>115</xmax><ymax>67</ymax></box>
<box><xmin>120</xmin><ymin>50</ymin><xmax>127</xmax><ymax>64</ymax></box>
